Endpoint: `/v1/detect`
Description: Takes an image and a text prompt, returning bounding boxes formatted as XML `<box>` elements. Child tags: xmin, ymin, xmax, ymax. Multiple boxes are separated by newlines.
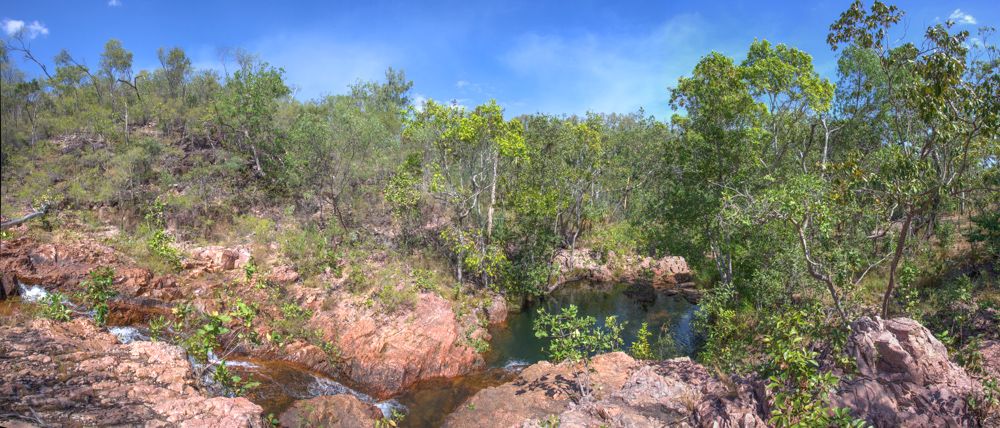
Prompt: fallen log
<box><xmin>1</xmin><ymin>204</ymin><xmax>49</xmax><ymax>230</ymax></box>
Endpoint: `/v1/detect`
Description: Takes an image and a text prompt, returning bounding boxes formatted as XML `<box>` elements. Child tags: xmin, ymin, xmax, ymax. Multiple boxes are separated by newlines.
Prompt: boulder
<box><xmin>267</xmin><ymin>264</ymin><xmax>300</xmax><ymax>285</ymax></box>
<box><xmin>551</xmin><ymin>248</ymin><xmax>693</xmax><ymax>292</ymax></box>
<box><xmin>278</xmin><ymin>395</ymin><xmax>381</xmax><ymax>428</ymax></box>
<box><xmin>444</xmin><ymin>353</ymin><xmax>767</xmax><ymax>428</ymax></box>
<box><xmin>184</xmin><ymin>245</ymin><xmax>251</xmax><ymax>274</ymax></box>
<box><xmin>0</xmin><ymin>318</ymin><xmax>265</xmax><ymax>427</ymax></box>
<box><xmin>833</xmin><ymin>317</ymin><xmax>982</xmax><ymax>427</ymax></box>
<box><xmin>486</xmin><ymin>294</ymin><xmax>508</xmax><ymax>326</ymax></box>
<box><xmin>285</xmin><ymin>288</ymin><xmax>483</xmax><ymax>398</ymax></box>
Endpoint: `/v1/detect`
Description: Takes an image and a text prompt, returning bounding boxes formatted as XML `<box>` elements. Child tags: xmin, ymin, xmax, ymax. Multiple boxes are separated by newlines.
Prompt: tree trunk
<box><xmin>485</xmin><ymin>147</ymin><xmax>499</xmax><ymax>242</ymax></box>
<box><xmin>881</xmin><ymin>212</ymin><xmax>914</xmax><ymax>318</ymax></box>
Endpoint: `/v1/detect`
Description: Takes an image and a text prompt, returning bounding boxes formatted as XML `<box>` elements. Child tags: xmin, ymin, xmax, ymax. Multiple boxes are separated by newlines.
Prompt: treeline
<box><xmin>2</xmin><ymin>1</ymin><xmax>999</xmax><ymax>423</ymax></box>
<box><xmin>2</xmin><ymin>0</ymin><xmax>998</xmax><ymax>370</ymax></box>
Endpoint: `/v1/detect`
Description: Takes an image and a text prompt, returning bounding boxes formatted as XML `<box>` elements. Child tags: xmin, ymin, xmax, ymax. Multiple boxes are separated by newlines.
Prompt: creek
<box><xmin>9</xmin><ymin>280</ymin><xmax>698</xmax><ymax>427</ymax></box>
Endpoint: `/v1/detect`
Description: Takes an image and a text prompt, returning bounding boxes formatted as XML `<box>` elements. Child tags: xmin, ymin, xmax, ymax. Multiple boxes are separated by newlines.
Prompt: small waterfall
<box><xmin>18</xmin><ymin>283</ymin><xmax>50</xmax><ymax>303</ymax></box>
<box><xmin>108</xmin><ymin>326</ymin><xmax>148</xmax><ymax>344</ymax></box>
<box><xmin>307</xmin><ymin>375</ymin><xmax>406</xmax><ymax>418</ymax></box>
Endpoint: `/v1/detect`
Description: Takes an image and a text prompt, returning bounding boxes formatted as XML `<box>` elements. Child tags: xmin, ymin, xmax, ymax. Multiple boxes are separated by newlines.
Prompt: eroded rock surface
<box><xmin>444</xmin><ymin>352</ymin><xmax>767</xmax><ymax>428</ymax></box>
<box><xmin>834</xmin><ymin>316</ymin><xmax>983</xmax><ymax>428</ymax></box>
<box><xmin>278</xmin><ymin>394</ymin><xmax>382</xmax><ymax>428</ymax></box>
<box><xmin>0</xmin><ymin>318</ymin><xmax>264</xmax><ymax>427</ymax></box>
<box><xmin>552</xmin><ymin>248</ymin><xmax>693</xmax><ymax>292</ymax></box>
<box><xmin>0</xmin><ymin>235</ymin><xmax>182</xmax><ymax>301</ymax></box>
<box><xmin>287</xmin><ymin>286</ymin><xmax>484</xmax><ymax>398</ymax></box>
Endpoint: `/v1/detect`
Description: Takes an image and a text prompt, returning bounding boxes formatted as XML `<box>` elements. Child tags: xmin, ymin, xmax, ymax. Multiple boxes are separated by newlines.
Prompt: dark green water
<box><xmin>231</xmin><ymin>280</ymin><xmax>700</xmax><ymax>427</ymax></box>
<box><xmin>485</xmin><ymin>280</ymin><xmax>700</xmax><ymax>368</ymax></box>
<box><xmin>395</xmin><ymin>280</ymin><xmax>700</xmax><ymax>427</ymax></box>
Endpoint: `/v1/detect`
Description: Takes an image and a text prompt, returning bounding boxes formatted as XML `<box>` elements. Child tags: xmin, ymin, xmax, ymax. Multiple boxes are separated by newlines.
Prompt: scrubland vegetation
<box><xmin>2</xmin><ymin>1</ymin><xmax>998</xmax><ymax>425</ymax></box>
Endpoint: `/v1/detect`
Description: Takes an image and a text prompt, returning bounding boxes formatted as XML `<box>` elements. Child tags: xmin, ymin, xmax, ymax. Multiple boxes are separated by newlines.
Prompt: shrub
<box><xmin>39</xmin><ymin>292</ymin><xmax>72</xmax><ymax>322</ymax></box>
<box><xmin>533</xmin><ymin>304</ymin><xmax>625</xmax><ymax>363</ymax></box>
<box><xmin>281</xmin><ymin>226</ymin><xmax>339</xmax><ymax>277</ymax></box>
<box><xmin>345</xmin><ymin>268</ymin><xmax>370</xmax><ymax>294</ymax></box>
<box><xmin>82</xmin><ymin>267</ymin><xmax>116</xmax><ymax>326</ymax></box>
<box><xmin>629</xmin><ymin>322</ymin><xmax>654</xmax><ymax>360</ymax></box>
<box><xmin>212</xmin><ymin>361</ymin><xmax>260</xmax><ymax>397</ymax></box>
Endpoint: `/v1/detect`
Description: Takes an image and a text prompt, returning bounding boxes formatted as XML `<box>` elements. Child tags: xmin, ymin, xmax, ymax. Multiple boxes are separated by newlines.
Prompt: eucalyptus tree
<box><xmin>828</xmin><ymin>0</ymin><xmax>999</xmax><ymax>317</ymax></box>
<box><xmin>100</xmin><ymin>39</ymin><xmax>139</xmax><ymax>143</ymax></box>
<box><xmin>214</xmin><ymin>57</ymin><xmax>290</xmax><ymax>180</ymax></box>
<box><xmin>405</xmin><ymin>99</ymin><xmax>526</xmax><ymax>289</ymax></box>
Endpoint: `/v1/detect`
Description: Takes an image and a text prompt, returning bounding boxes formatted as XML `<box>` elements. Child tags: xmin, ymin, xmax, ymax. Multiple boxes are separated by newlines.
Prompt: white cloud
<box><xmin>500</xmin><ymin>14</ymin><xmax>711</xmax><ymax>117</ymax></box>
<box><xmin>108</xmin><ymin>0</ymin><xmax>122</xmax><ymax>6</ymax></box>
<box><xmin>949</xmin><ymin>9</ymin><xmax>977</xmax><ymax>25</ymax></box>
<box><xmin>2</xmin><ymin>19</ymin><xmax>49</xmax><ymax>39</ymax></box>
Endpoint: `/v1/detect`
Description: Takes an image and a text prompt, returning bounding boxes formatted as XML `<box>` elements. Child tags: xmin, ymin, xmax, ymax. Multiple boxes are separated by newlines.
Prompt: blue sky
<box><xmin>2</xmin><ymin>0</ymin><xmax>996</xmax><ymax>118</ymax></box>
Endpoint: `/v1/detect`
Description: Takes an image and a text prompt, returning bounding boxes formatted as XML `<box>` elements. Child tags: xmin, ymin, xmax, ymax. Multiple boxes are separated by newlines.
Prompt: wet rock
<box><xmin>833</xmin><ymin>316</ymin><xmax>982</xmax><ymax>428</ymax></box>
<box><xmin>278</xmin><ymin>395</ymin><xmax>381</xmax><ymax>428</ymax></box>
<box><xmin>0</xmin><ymin>318</ymin><xmax>265</xmax><ymax>427</ymax></box>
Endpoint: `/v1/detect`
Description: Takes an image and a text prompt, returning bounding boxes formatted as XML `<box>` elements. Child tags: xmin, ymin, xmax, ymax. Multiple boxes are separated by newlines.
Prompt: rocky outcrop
<box><xmin>184</xmin><ymin>245</ymin><xmax>252</xmax><ymax>275</ymax></box>
<box><xmin>286</xmin><ymin>286</ymin><xmax>484</xmax><ymax>399</ymax></box>
<box><xmin>551</xmin><ymin>248</ymin><xmax>693</xmax><ymax>292</ymax></box>
<box><xmin>0</xmin><ymin>236</ymin><xmax>182</xmax><ymax>301</ymax></box>
<box><xmin>449</xmin><ymin>317</ymin><xmax>988</xmax><ymax>427</ymax></box>
<box><xmin>444</xmin><ymin>352</ymin><xmax>767</xmax><ymax>428</ymax></box>
<box><xmin>278</xmin><ymin>395</ymin><xmax>382</xmax><ymax>428</ymax></box>
<box><xmin>834</xmin><ymin>316</ymin><xmax>983</xmax><ymax>427</ymax></box>
<box><xmin>0</xmin><ymin>318</ymin><xmax>264</xmax><ymax>427</ymax></box>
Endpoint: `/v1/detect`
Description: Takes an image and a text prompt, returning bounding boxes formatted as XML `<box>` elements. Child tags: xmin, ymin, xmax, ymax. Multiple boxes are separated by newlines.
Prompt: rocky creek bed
<box><xmin>2</xmin><ymin>236</ymin><xmax>997</xmax><ymax>427</ymax></box>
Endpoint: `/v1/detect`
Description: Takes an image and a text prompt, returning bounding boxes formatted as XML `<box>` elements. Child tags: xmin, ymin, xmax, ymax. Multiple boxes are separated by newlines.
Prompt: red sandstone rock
<box><xmin>294</xmin><ymin>290</ymin><xmax>483</xmax><ymax>398</ymax></box>
<box><xmin>278</xmin><ymin>395</ymin><xmax>381</xmax><ymax>428</ymax></box>
<box><xmin>551</xmin><ymin>248</ymin><xmax>692</xmax><ymax>292</ymax></box>
<box><xmin>0</xmin><ymin>318</ymin><xmax>264</xmax><ymax>427</ymax></box>
<box><xmin>834</xmin><ymin>316</ymin><xmax>983</xmax><ymax>427</ymax></box>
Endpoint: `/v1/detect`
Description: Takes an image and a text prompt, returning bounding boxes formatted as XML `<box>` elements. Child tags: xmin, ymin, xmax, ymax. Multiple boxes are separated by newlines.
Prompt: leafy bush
<box><xmin>763</xmin><ymin>309</ymin><xmax>859</xmax><ymax>427</ymax></box>
<box><xmin>967</xmin><ymin>210</ymin><xmax>1000</xmax><ymax>258</ymax></box>
<box><xmin>281</xmin><ymin>226</ymin><xmax>340</xmax><ymax>277</ymax></box>
<box><xmin>39</xmin><ymin>292</ymin><xmax>72</xmax><ymax>322</ymax></box>
<box><xmin>212</xmin><ymin>361</ymin><xmax>260</xmax><ymax>397</ymax></box>
<box><xmin>533</xmin><ymin>304</ymin><xmax>625</xmax><ymax>363</ymax></box>
<box><xmin>82</xmin><ymin>267</ymin><xmax>116</xmax><ymax>326</ymax></box>
<box><xmin>629</xmin><ymin>322</ymin><xmax>654</xmax><ymax>360</ymax></box>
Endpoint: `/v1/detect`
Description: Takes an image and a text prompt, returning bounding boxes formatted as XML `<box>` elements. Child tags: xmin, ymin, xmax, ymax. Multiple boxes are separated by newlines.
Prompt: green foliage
<box><xmin>967</xmin><ymin>210</ymin><xmax>1000</xmax><ymax>258</ymax></box>
<box><xmin>214</xmin><ymin>55</ymin><xmax>290</xmax><ymax>181</ymax></box>
<box><xmin>345</xmin><ymin>268</ymin><xmax>370</xmax><ymax>294</ymax></box>
<box><xmin>533</xmin><ymin>304</ymin><xmax>625</xmax><ymax>363</ymax></box>
<box><xmin>212</xmin><ymin>361</ymin><xmax>260</xmax><ymax>397</ymax></box>
<box><xmin>281</xmin><ymin>226</ymin><xmax>340</xmax><ymax>278</ymax></box>
<box><xmin>374</xmin><ymin>408</ymin><xmax>407</xmax><ymax>428</ymax></box>
<box><xmin>629</xmin><ymin>322</ymin><xmax>654</xmax><ymax>360</ymax></box>
<box><xmin>39</xmin><ymin>292</ymin><xmax>72</xmax><ymax>322</ymax></box>
<box><xmin>182</xmin><ymin>311</ymin><xmax>231</xmax><ymax>363</ymax></box>
<box><xmin>149</xmin><ymin>315</ymin><xmax>167</xmax><ymax>341</ymax></box>
<box><xmin>763</xmin><ymin>309</ymin><xmax>857</xmax><ymax>427</ymax></box>
<box><xmin>82</xmin><ymin>267</ymin><xmax>116</xmax><ymax>327</ymax></box>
